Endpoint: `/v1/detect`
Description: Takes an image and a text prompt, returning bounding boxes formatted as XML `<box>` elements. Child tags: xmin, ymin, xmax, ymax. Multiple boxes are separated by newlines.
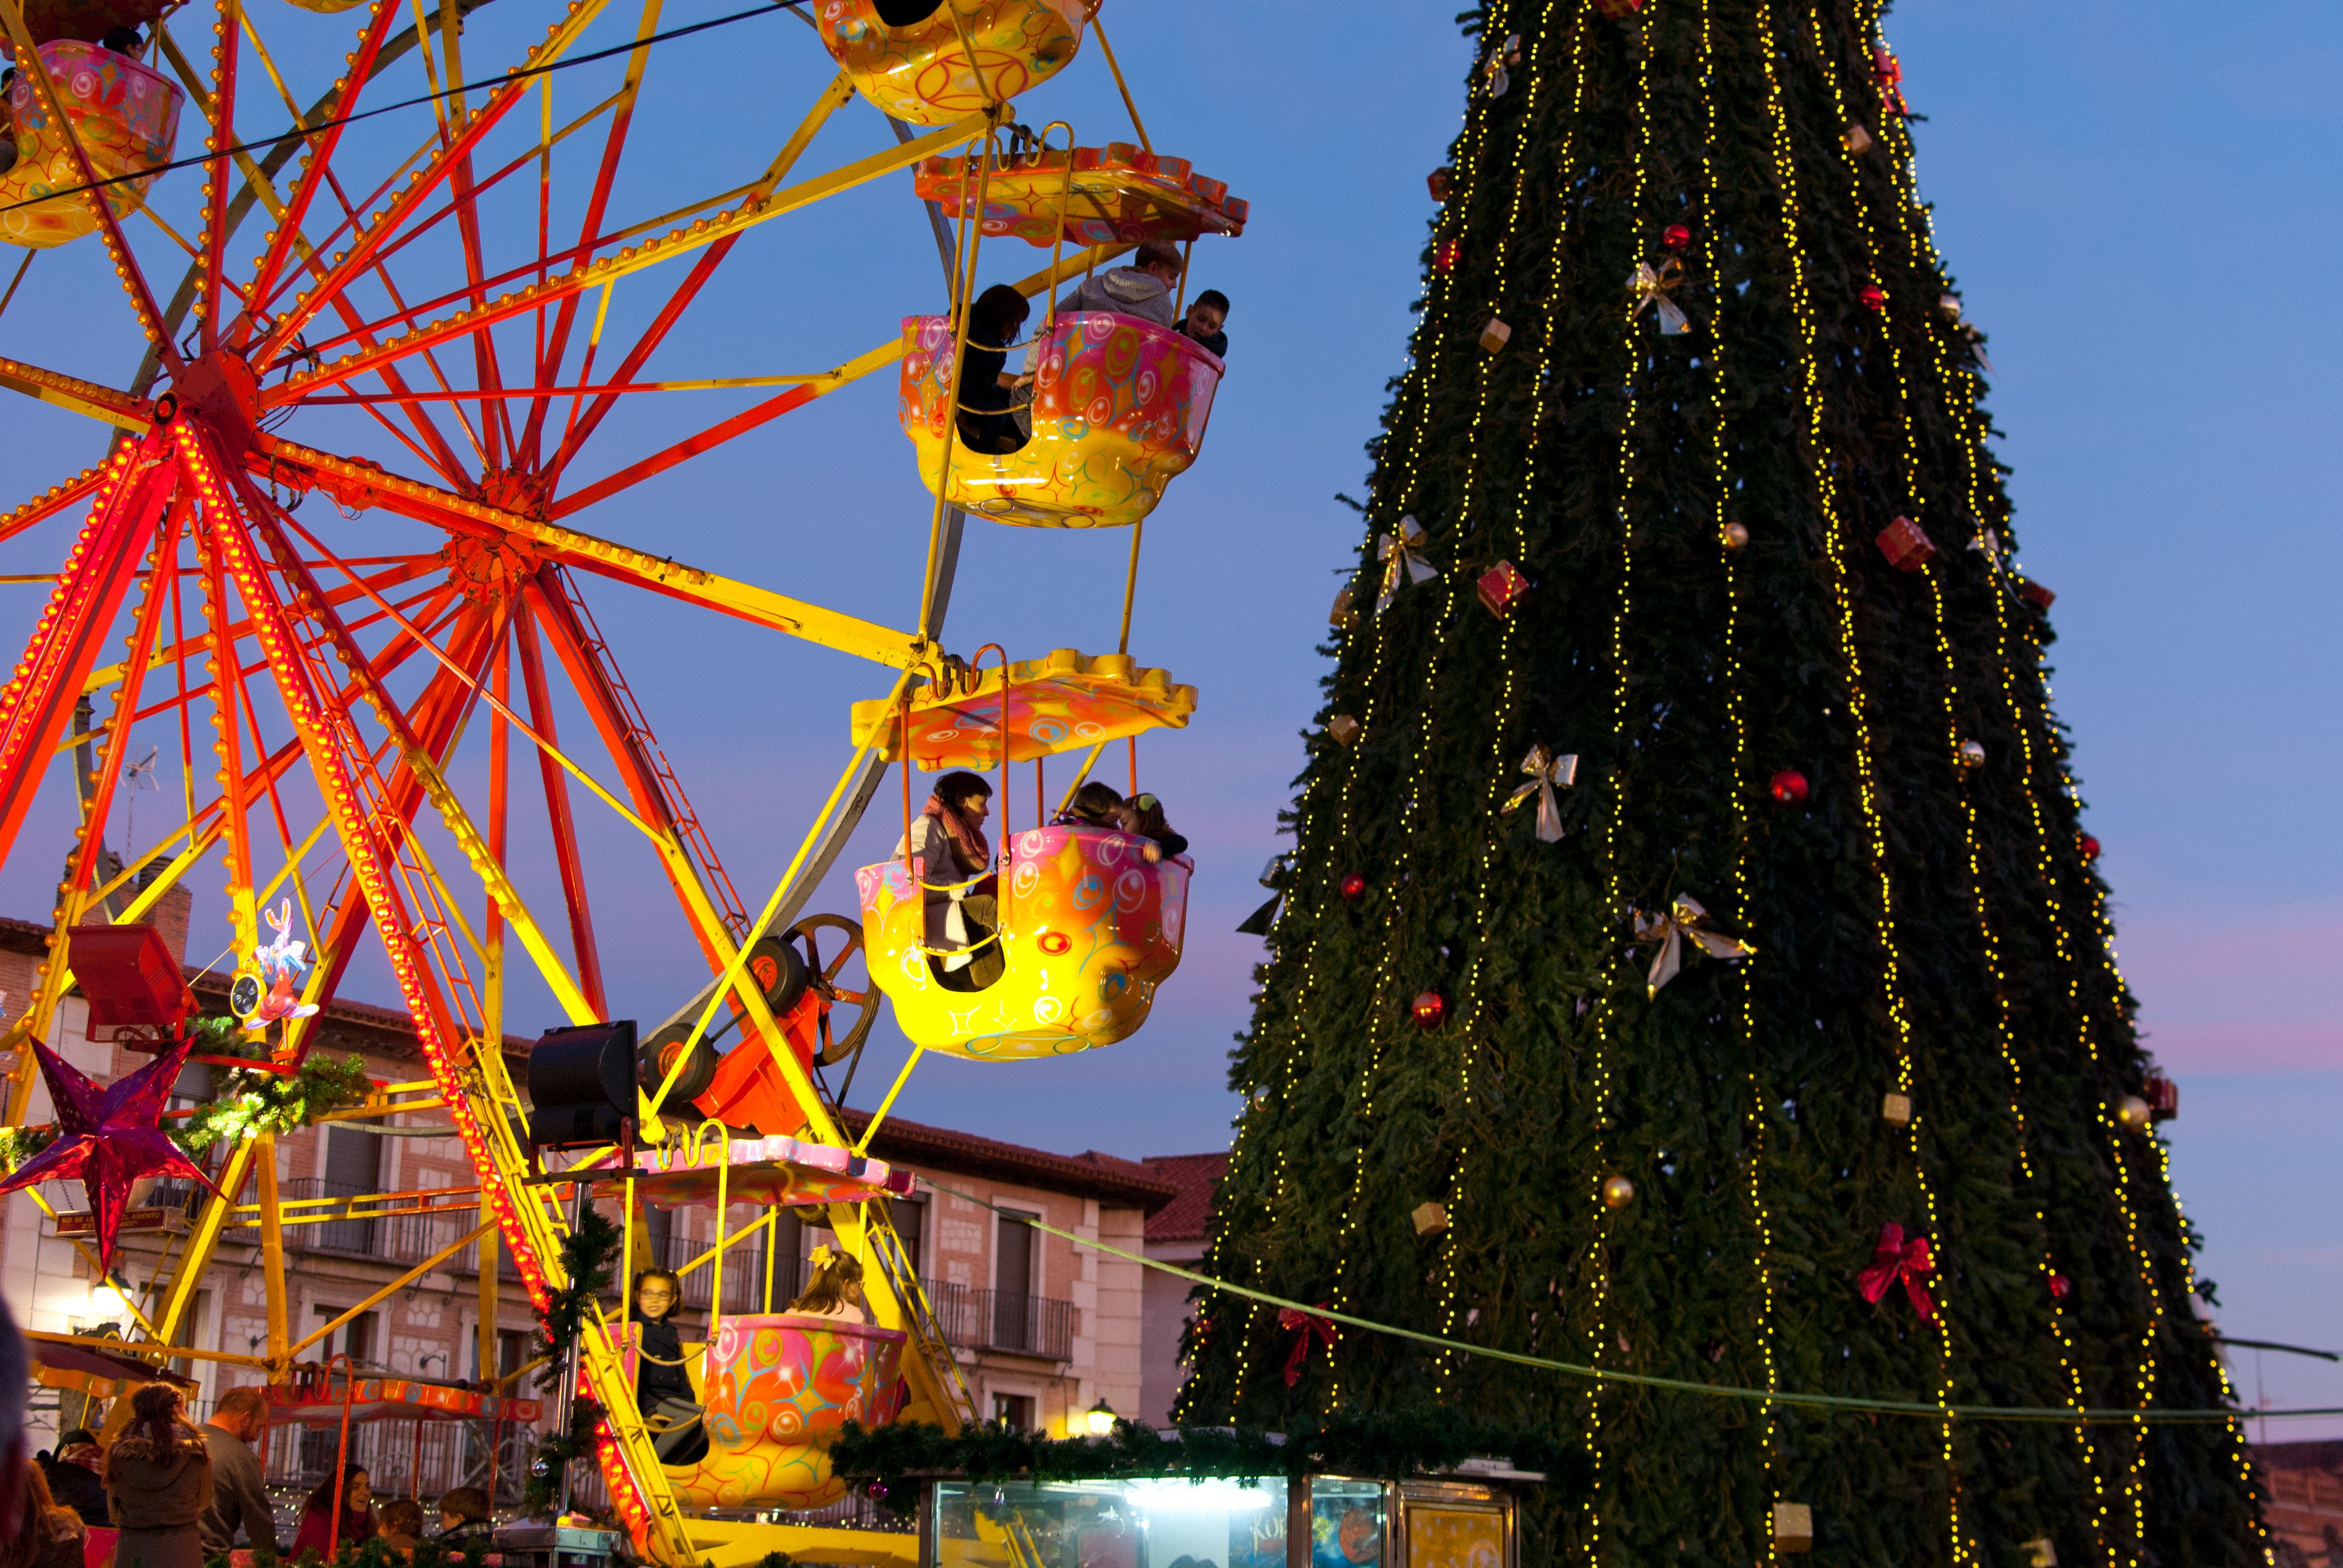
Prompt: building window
<box><xmin>311</xmin><ymin>1305</ymin><xmax>376</xmax><ymax>1368</ymax></box>
<box><xmin>991</xmin><ymin>1393</ymin><xmax>1035</xmax><ymax>1432</ymax></box>
<box><xmin>993</xmin><ymin>1209</ymin><xmax>1040</xmax><ymax>1353</ymax></box>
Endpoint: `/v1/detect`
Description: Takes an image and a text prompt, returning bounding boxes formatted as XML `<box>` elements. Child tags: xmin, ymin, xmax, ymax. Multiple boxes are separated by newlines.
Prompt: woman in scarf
<box><xmin>895</xmin><ymin>769</ymin><xmax>1004</xmax><ymax>991</ymax></box>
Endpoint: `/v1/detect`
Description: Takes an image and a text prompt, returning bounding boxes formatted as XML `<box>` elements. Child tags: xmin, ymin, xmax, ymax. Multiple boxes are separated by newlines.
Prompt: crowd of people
<box><xmin>953</xmin><ymin>238</ymin><xmax>1234</xmax><ymax>455</ymax></box>
<box><xmin>0</xmin><ymin>1298</ymin><xmax>499</xmax><ymax>1568</ymax></box>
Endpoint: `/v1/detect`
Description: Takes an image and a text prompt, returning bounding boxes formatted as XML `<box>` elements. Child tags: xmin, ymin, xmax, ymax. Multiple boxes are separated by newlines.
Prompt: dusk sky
<box><xmin>0</xmin><ymin>1</ymin><xmax>2335</xmax><ymax>1426</ymax></box>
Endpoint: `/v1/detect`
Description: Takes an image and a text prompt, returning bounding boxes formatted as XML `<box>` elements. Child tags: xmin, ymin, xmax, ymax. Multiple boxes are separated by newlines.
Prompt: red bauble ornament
<box><xmin>1860</xmin><ymin>284</ymin><xmax>1888</xmax><ymax>312</ymax></box>
<box><xmin>2048</xmin><ymin>1273</ymin><xmax>2072</xmax><ymax>1301</ymax></box>
<box><xmin>2079</xmin><ymin>834</ymin><xmax>2102</xmax><ymax>863</ymax></box>
<box><xmin>1769</xmin><ymin>769</ymin><xmax>1809</xmax><ymax>805</ymax></box>
<box><xmin>1433</xmin><ymin>238</ymin><xmax>1461</xmax><ymax>275</ymax></box>
<box><xmin>1661</xmin><ymin>223</ymin><xmax>1691</xmax><ymax>252</ymax></box>
<box><xmin>1411</xmin><ymin>991</ymin><xmax>1448</xmax><ymax>1031</ymax></box>
<box><xmin>1339</xmin><ymin>872</ymin><xmax>1368</xmax><ymax>903</ymax></box>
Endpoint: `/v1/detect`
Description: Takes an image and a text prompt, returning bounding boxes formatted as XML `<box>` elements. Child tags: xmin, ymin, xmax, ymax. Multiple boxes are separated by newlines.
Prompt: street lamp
<box><xmin>89</xmin><ymin>1281</ymin><xmax>129</xmax><ymax>1318</ymax></box>
<box><xmin>1085</xmin><ymin>1399</ymin><xmax>1117</xmax><ymax>1437</ymax></box>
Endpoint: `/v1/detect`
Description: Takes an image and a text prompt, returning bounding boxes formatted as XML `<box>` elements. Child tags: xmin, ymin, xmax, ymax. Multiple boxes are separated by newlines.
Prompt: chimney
<box><xmin>133</xmin><ymin>878</ymin><xmax>194</xmax><ymax>969</ymax></box>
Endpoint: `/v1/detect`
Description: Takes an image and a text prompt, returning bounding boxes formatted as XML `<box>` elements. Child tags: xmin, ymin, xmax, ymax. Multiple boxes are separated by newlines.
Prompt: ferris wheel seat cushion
<box><xmin>855</xmin><ymin>825</ymin><xmax>1191</xmax><ymax>1060</ymax></box>
<box><xmin>818</xmin><ymin>0</ymin><xmax>1087</xmax><ymax>126</ymax></box>
<box><xmin>645</xmin><ymin>1313</ymin><xmax>908</xmax><ymax>1511</ymax></box>
<box><xmin>899</xmin><ymin>312</ymin><xmax>1225</xmax><ymax>529</ymax></box>
<box><xmin>0</xmin><ymin>41</ymin><xmax>182</xmax><ymax>249</ymax></box>
<box><xmin>847</xmin><ymin>646</ymin><xmax>1198</xmax><ymax>769</ymax></box>
<box><xmin>912</xmin><ymin>142</ymin><xmax>1250</xmax><ymax>247</ymax></box>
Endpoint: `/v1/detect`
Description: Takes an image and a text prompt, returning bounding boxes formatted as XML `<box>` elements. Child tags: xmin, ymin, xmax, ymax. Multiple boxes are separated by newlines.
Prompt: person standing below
<box><xmin>35</xmin><ymin>1429</ymin><xmax>106</xmax><ymax>1529</ymax></box>
<box><xmin>197</xmin><ymin>1385</ymin><xmax>279</xmax><ymax>1560</ymax></box>
<box><xmin>102</xmin><ymin>1383</ymin><xmax>213</xmax><ymax>1568</ymax></box>
<box><xmin>289</xmin><ymin>1463</ymin><xmax>375</xmax><ymax>1559</ymax></box>
<box><xmin>377</xmin><ymin>1497</ymin><xmax>425</xmax><ymax>1555</ymax></box>
<box><xmin>432</xmin><ymin>1485</ymin><xmax>494</xmax><ymax>1544</ymax></box>
<box><xmin>0</xmin><ymin>1302</ymin><xmax>85</xmax><ymax>1568</ymax></box>
<box><xmin>1175</xmin><ymin>289</ymin><xmax>1230</xmax><ymax>358</ymax></box>
<box><xmin>3</xmin><ymin>1465</ymin><xmax>88</xmax><ymax>1568</ymax></box>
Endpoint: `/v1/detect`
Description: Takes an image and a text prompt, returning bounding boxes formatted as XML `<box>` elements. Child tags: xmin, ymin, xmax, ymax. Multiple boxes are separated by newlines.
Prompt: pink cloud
<box><xmin>2138</xmin><ymin>1021</ymin><xmax>2343</xmax><ymax>1074</ymax></box>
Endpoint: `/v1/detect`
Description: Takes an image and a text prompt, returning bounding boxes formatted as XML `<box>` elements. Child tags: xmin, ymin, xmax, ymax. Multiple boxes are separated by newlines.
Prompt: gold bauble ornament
<box><xmin>1601</xmin><ymin>1175</ymin><xmax>1637</xmax><ymax>1210</ymax></box>
<box><xmin>1956</xmin><ymin>739</ymin><xmax>1986</xmax><ymax>769</ymax></box>
<box><xmin>2114</xmin><ymin>1095</ymin><xmax>2152</xmax><ymax>1132</ymax></box>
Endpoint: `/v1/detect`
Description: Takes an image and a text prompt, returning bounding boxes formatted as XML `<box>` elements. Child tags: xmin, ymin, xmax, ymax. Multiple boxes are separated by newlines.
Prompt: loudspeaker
<box><xmin>525</xmin><ymin>1019</ymin><xmax>637</xmax><ymax>1151</ymax></box>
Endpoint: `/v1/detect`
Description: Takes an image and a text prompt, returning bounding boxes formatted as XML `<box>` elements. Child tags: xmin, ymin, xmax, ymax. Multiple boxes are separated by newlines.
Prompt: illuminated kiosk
<box><xmin>916</xmin><ymin>1468</ymin><xmax>1539</xmax><ymax>1568</ymax></box>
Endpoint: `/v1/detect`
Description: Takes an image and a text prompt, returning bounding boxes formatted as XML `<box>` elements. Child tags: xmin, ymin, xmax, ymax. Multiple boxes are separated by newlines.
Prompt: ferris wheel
<box><xmin>0</xmin><ymin>0</ymin><xmax>1240</xmax><ymax>1558</ymax></box>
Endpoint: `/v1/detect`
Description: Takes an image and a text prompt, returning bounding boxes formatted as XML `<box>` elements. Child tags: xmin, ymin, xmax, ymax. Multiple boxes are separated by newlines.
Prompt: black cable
<box><xmin>1</xmin><ymin>0</ymin><xmax>806</xmax><ymax>218</ymax></box>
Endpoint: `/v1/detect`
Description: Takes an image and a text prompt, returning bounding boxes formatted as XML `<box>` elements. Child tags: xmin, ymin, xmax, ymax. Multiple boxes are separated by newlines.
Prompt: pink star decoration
<box><xmin>0</xmin><ymin>1039</ymin><xmax>216</xmax><ymax>1270</ymax></box>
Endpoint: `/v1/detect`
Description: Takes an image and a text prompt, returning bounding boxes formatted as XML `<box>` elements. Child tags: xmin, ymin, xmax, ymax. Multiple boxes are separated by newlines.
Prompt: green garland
<box><xmin>173</xmin><ymin>1048</ymin><xmax>374</xmax><ymax>1155</ymax></box>
<box><xmin>523</xmin><ymin>1395</ymin><xmax>608</xmax><ymax>1515</ymax></box>
<box><xmin>257</xmin><ymin>1532</ymin><xmax>499</xmax><ymax>1568</ymax></box>
<box><xmin>533</xmin><ymin>1206</ymin><xmax>624</xmax><ymax>1379</ymax></box>
<box><xmin>830</xmin><ymin>1413</ymin><xmax>1582</xmax><ymax>1519</ymax></box>
<box><xmin>0</xmin><ymin>1123</ymin><xmax>54</xmax><ymax>1172</ymax></box>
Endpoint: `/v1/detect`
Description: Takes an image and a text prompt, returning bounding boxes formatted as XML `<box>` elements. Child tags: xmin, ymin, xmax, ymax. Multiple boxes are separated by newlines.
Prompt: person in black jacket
<box><xmin>35</xmin><ymin>1432</ymin><xmax>108</xmax><ymax>1530</ymax></box>
<box><xmin>1175</xmin><ymin>289</ymin><xmax>1230</xmax><ymax>359</ymax></box>
<box><xmin>631</xmin><ymin>1270</ymin><xmax>707</xmax><ymax>1465</ymax></box>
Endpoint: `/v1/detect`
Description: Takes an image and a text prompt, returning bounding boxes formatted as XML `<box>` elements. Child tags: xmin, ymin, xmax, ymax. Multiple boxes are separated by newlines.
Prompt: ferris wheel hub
<box><xmin>168</xmin><ymin>349</ymin><xmax>262</xmax><ymax>461</ymax></box>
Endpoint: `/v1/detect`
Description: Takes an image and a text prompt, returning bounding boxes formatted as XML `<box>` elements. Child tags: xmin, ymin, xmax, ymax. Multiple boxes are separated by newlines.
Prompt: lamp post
<box><xmin>1085</xmin><ymin>1399</ymin><xmax>1116</xmax><ymax>1437</ymax></box>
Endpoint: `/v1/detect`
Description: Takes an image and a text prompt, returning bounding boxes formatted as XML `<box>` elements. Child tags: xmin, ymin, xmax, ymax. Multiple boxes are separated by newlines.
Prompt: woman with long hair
<box><xmin>100</xmin><ymin>1382</ymin><xmax>212</xmax><ymax>1568</ymax></box>
<box><xmin>1</xmin><ymin>1462</ymin><xmax>89</xmax><ymax>1568</ymax></box>
<box><xmin>954</xmin><ymin>284</ymin><xmax>1034</xmax><ymax>454</ymax></box>
<box><xmin>289</xmin><ymin>1463</ymin><xmax>375</xmax><ymax>1559</ymax></box>
<box><xmin>784</xmin><ymin>1244</ymin><xmax>869</xmax><ymax>1324</ymax></box>
<box><xmin>896</xmin><ymin>769</ymin><xmax>1004</xmax><ymax>990</ymax></box>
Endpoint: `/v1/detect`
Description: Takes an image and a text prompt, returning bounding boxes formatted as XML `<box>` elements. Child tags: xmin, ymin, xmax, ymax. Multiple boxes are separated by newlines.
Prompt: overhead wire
<box><xmin>913</xmin><ymin>1174</ymin><xmax>2341</xmax><ymax>1430</ymax></box>
<box><xmin>0</xmin><ymin>0</ymin><xmax>809</xmax><ymax>219</ymax></box>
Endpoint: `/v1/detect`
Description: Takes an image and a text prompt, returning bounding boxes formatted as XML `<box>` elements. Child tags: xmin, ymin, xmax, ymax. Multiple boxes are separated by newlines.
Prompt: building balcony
<box><xmin>925</xmin><ymin>1284</ymin><xmax>1075</xmax><ymax>1362</ymax></box>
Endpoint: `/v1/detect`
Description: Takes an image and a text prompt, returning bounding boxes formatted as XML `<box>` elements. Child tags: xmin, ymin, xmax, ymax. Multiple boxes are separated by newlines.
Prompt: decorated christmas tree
<box><xmin>1179</xmin><ymin>4</ymin><xmax>2266</xmax><ymax>1565</ymax></box>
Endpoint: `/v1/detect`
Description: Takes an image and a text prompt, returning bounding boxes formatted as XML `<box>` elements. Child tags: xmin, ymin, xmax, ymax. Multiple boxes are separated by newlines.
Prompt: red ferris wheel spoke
<box><xmin>525</xmin><ymin>568</ymin><xmax>754</xmax><ymax>951</ymax></box>
<box><xmin>520</xmin><ymin>1</ymin><xmax>663</xmax><ymax>471</ymax></box>
<box><xmin>511</xmin><ymin>604</ymin><xmax>607</xmax><ymax>1016</ymax></box>
<box><xmin>541</xmin><ymin>71</ymin><xmax>857</xmax><ymax>477</ymax></box>
<box><xmin>236</xmin><ymin>1</ymin><xmax>404</xmax><ymax>345</ymax></box>
<box><xmin>0</xmin><ymin>435</ymin><xmax>179</xmax><ymax>857</ymax></box>
<box><xmin>198</xmin><ymin>0</ymin><xmax>241</xmax><ymax>350</ymax></box>
<box><xmin>250</xmin><ymin>1</ymin><xmax>626</xmax><ymax>367</ymax></box>
<box><xmin>267</xmin><ymin>115</ymin><xmax>983</xmax><ymax>402</ymax></box>
<box><xmin>62</xmin><ymin>497</ymin><xmax>184</xmax><ymax>907</ymax></box>
<box><xmin>0</xmin><ymin>465</ymin><xmax>115</xmax><ymax>550</ymax></box>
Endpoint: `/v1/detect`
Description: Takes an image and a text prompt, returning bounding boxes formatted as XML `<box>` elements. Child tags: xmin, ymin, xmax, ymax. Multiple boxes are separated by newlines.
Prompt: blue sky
<box><xmin>0</xmin><ymin>0</ymin><xmax>2336</xmax><ymax>1425</ymax></box>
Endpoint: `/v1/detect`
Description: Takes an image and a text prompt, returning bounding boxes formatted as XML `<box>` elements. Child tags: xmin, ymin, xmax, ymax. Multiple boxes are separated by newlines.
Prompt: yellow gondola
<box><xmin>816</xmin><ymin>0</ymin><xmax>1087</xmax><ymax>126</ymax></box>
<box><xmin>898</xmin><ymin>310</ymin><xmax>1224</xmax><ymax>529</ymax></box>
<box><xmin>0</xmin><ymin>41</ymin><xmax>181</xmax><ymax>248</ymax></box>
<box><xmin>850</xmin><ymin>650</ymin><xmax>1196</xmax><ymax>1059</ymax></box>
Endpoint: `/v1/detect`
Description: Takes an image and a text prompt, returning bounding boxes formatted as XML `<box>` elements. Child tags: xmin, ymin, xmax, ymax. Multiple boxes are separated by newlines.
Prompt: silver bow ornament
<box><xmin>1630</xmin><ymin>258</ymin><xmax>1691</xmax><ymax>335</ymax></box>
<box><xmin>1633</xmin><ymin>894</ymin><xmax>1755</xmax><ymax>998</ymax></box>
<box><xmin>1377</xmin><ymin>515</ymin><xmax>1439</xmax><ymax>612</ymax></box>
<box><xmin>1503</xmin><ymin>745</ymin><xmax>1578</xmax><ymax>843</ymax></box>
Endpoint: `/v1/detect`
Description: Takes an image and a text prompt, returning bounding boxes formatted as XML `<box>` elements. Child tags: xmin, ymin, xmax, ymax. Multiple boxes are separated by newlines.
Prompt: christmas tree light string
<box><xmin>924</xmin><ymin>1174</ymin><xmax>2329</xmax><ymax>1428</ymax></box>
<box><xmin>1580</xmin><ymin>4</ymin><xmax>1666</xmax><ymax>1558</ymax></box>
<box><xmin>1434</xmin><ymin>0</ymin><xmax>1582</xmax><ymax>1400</ymax></box>
<box><xmin>1693</xmin><ymin>0</ymin><xmax>1779</xmax><ymax>1551</ymax></box>
<box><xmin>1751</xmin><ymin>3</ymin><xmax>1970</xmax><ymax>1557</ymax></box>
<box><xmin>1803</xmin><ymin>15</ymin><xmax>2114</xmax><ymax>1549</ymax></box>
<box><xmin>1863</xmin><ymin>15</ymin><xmax>2243</xmax><ymax>1552</ymax></box>
<box><xmin>1182</xmin><ymin>0</ymin><xmax>1512</xmax><ymax>1422</ymax></box>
